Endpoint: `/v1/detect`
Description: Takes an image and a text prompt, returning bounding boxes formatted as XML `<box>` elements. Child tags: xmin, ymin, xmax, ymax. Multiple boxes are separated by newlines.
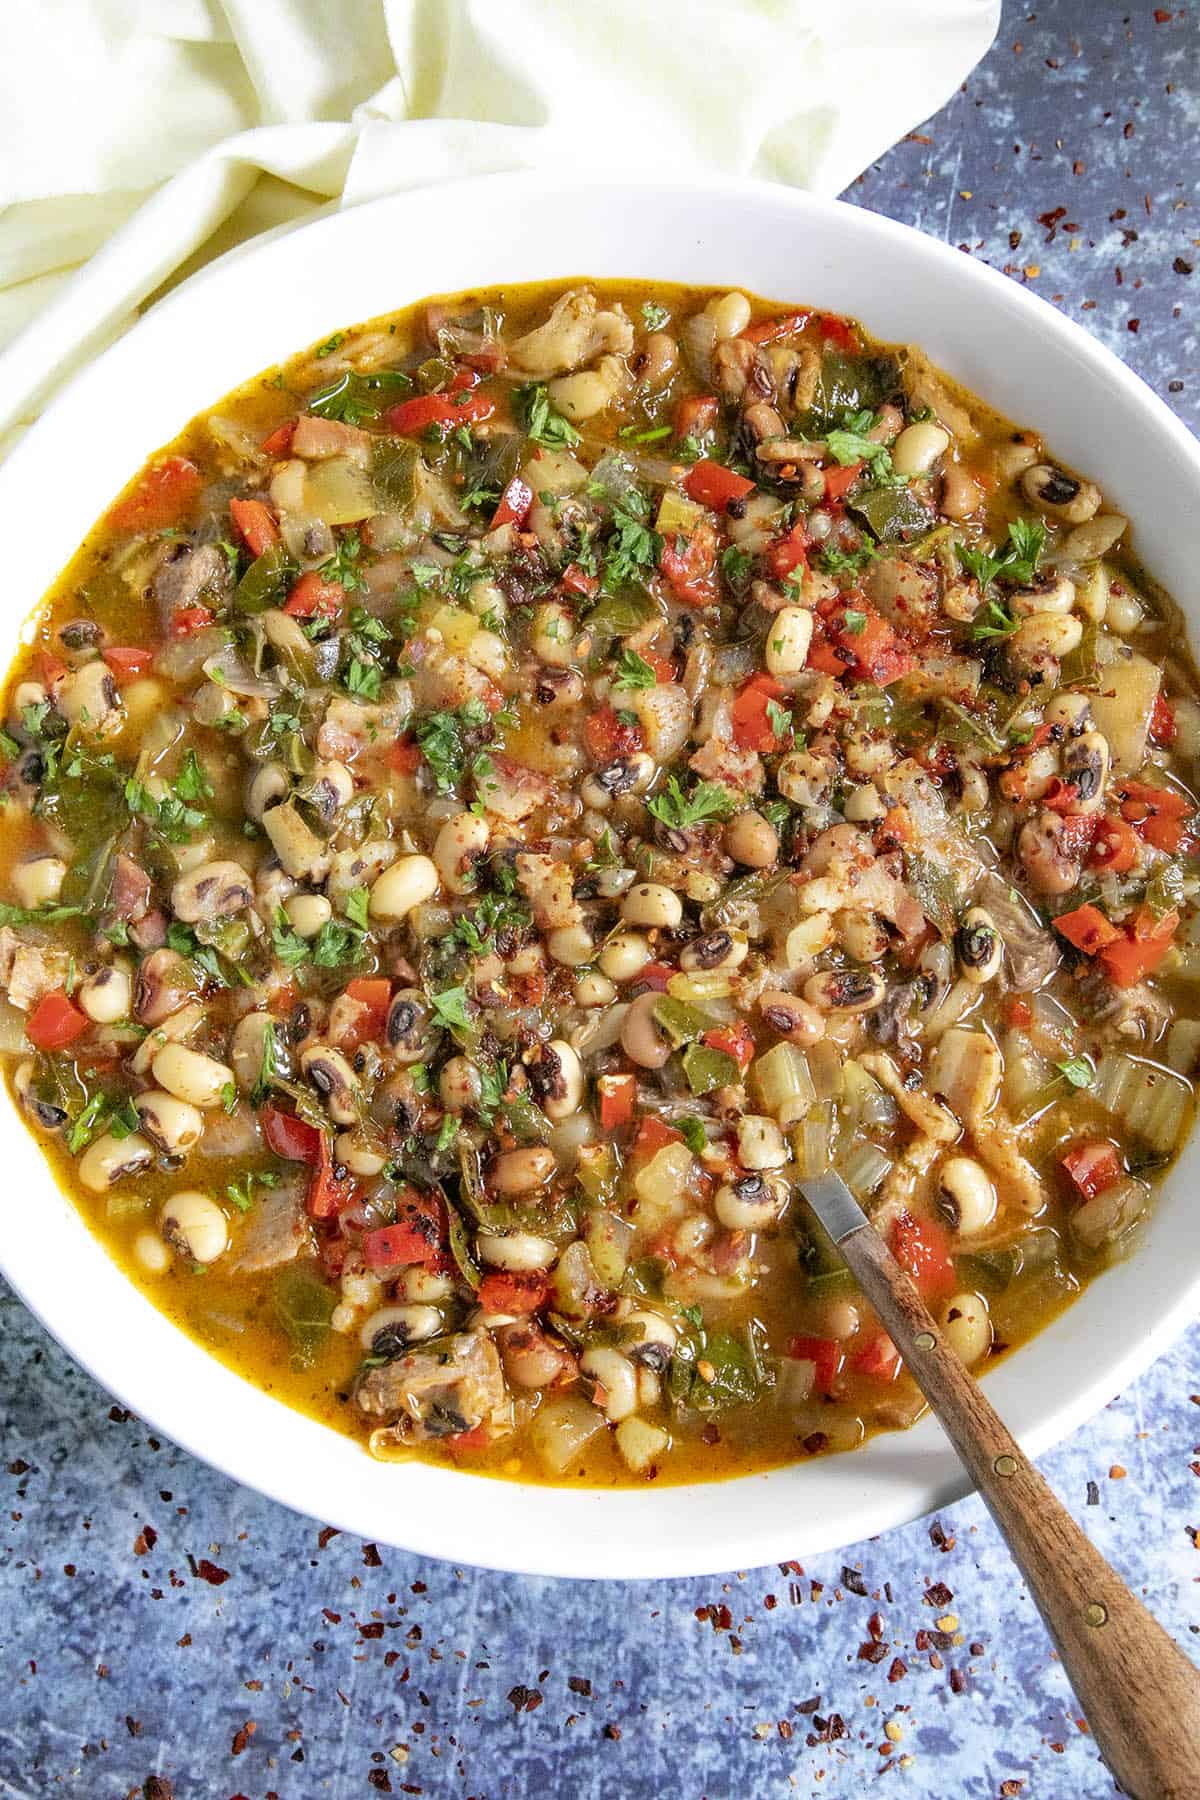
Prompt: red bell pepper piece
<box><xmin>731</xmin><ymin>672</ymin><xmax>790</xmax><ymax>752</ymax></box>
<box><xmin>1097</xmin><ymin>907</ymin><xmax>1179</xmax><ymax>988</ymax></box>
<box><xmin>1088</xmin><ymin>814</ymin><xmax>1140</xmax><ymax>874</ymax></box>
<box><xmin>703</xmin><ymin>1022</ymin><xmax>755</xmax><ymax>1072</ymax></box>
<box><xmin>817</xmin><ymin>314</ymin><xmax>860</xmax><ymax>352</ymax></box>
<box><xmin>102</xmin><ymin>646</ymin><xmax>154</xmax><ymax>682</ymax></box>
<box><xmin>260</xmin><ymin>419</ymin><xmax>297</xmax><ymax>456</ymax></box>
<box><xmin>583</xmin><ymin>704</ymin><xmax>644</xmax><ymax>766</ymax></box>
<box><xmin>673</xmin><ymin>394</ymin><xmax>720</xmax><ymax>438</ymax></box>
<box><xmin>1061</xmin><ymin>1140</ymin><xmax>1123</xmax><ymax>1201</ymax></box>
<box><xmin>1053</xmin><ymin>903</ymin><xmax>1120</xmax><ymax>955</ymax></box>
<box><xmin>659</xmin><ymin>517</ymin><xmax>719</xmax><ymax>607</ymax></box>
<box><xmin>445</xmin><ymin>1424</ymin><xmax>491</xmax><ymax>1453</ymax></box>
<box><xmin>341</xmin><ymin>977</ymin><xmax>391</xmax><ymax>1046</ymax></box>
<box><xmin>786</xmin><ymin>1334</ymin><xmax>843</xmax><ymax>1395</ymax></box>
<box><xmin>363</xmin><ymin>1192</ymin><xmax>449</xmax><ymax>1268</ymax></box>
<box><xmin>261</xmin><ymin>1104</ymin><xmax>322</xmax><ymax>1164</ymax></box>
<box><xmin>560</xmin><ymin>563</ymin><xmax>599</xmax><ymax>598</ymax></box>
<box><xmin>1005</xmin><ymin>995</ymin><xmax>1033</xmax><ymax>1028</ymax></box>
<box><xmin>632</xmin><ymin>961</ymin><xmax>674</xmax><ymax>992</ymax></box>
<box><xmin>283</xmin><ymin>571</ymin><xmax>345</xmax><ymax>622</ymax></box>
<box><xmin>306</xmin><ymin>1132</ymin><xmax>357</xmax><ymax>1220</ymax></box>
<box><xmin>763</xmin><ymin>522</ymin><xmax>808</xmax><ymax>579</ymax></box>
<box><xmin>597</xmin><ymin>1072</ymin><xmax>637</xmax><ymax>1130</ymax></box>
<box><xmin>388</xmin><ymin>737</ymin><xmax>422</xmax><ymax>774</ymax></box>
<box><xmin>490</xmin><ymin>476</ymin><xmax>534</xmax><ymax>530</ymax></box>
<box><xmin>827</xmin><ymin>602</ymin><xmax>914</xmax><ymax>687</ymax></box>
<box><xmin>742</xmin><ymin>310</ymin><xmax>810</xmax><ymax>345</ymax></box>
<box><xmin>170</xmin><ymin>605</ymin><xmax>215</xmax><ymax>637</ymax></box>
<box><xmin>382</xmin><ymin>390</ymin><xmax>494</xmax><ymax>435</ymax></box>
<box><xmin>822</xmin><ymin>463</ymin><xmax>864</xmax><ymax>503</ymax></box>
<box><xmin>683</xmin><ymin>459</ymin><xmax>755</xmax><ymax>511</ymax></box>
<box><xmin>1118</xmin><ymin>779</ymin><xmax>1192</xmax><ymax>854</ymax></box>
<box><xmin>477</xmin><ymin>1272</ymin><xmax>549</xmax><ymax>1315</ymax></box>
<box><xmin>631</xmin><ymin>1116</ymin><xmax>685</xmax><ymax>1162</ymax></box>
<box><xmin>1150</xmin><ymin>693</ymin><xmax>1177</xmax><ymax>745</ymax></box>
<box><xmin>26</xmin><ymin>991</ymin><xmax>89</xmax><ymax>1050</ymax></box>
<box><xmin>890</xmin><ymin>1210</ymin><xmax>955</xmax><ymax>1301</ymax></box>
<box><xmin>229</xmin><ymin>496</ymin><xmax>281</xmax><ymax>557</ymax></box>
<box><xmin>853</xmin><ymin>1330</ymin><xmax>901</xmax><ymax>1382</ymax></box>
<box><xmin>109</xmin><ymin>456</ymin><xmax>202</xmax><ymax>532</ymax></box>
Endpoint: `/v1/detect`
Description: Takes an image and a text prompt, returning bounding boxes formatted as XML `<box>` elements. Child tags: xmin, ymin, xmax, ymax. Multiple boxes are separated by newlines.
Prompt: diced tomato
<box><xmin>763</xmin><ymin>522</ymin><xmax>808</xmax><ymax>579</ymax></box>
<box><xmin>260</xmin><ymin>419</ymin><xmax>296</xmax><ymax>456</ymax></box>
<box><xmin>109</xmin><ymin>456</ymin><xmax>202</xmax><ymax>532</ymax></box>
<box><xmin>828</xmin><ymin>603</ymin><xmax>914</xmax><ymax>688</ymax></box>
<box><xmin>170</xmin><ymin>605</ymin><xmax>214</xmax><ymax>638</ymax></box>
<box><xmin>876</xmin><ymin>804</ymin><xmax>913</xmax><ymax>848</ymax></box>
<box><xmin>583</xmin><ymin>704</ymin><xmax>644</xmax><ymax>765</ymax></box>
<box><xmin>632</xmin><ymin>1116</ymin><xmax>684</xmax><ymax>1162</ymax></box>
<box><xmin>477</xmin><ymin>1271</ymin><xmax>549</xmax><ymax>1315</ymax></box>
<box><xmin>261</xmin><ymin>1103</ymin><xmax>322</xmax><ymax>1164</ymax></box>
<box><xmin>382</xmin><ymin>390</ymin><xmax>494</xmax><ymax>435</ymax></box>
<box><xmin>632</xmin><ymin>961</ymin><xmax>674</xmax><ymax>993</ymax></box>
<box><xmin>1061</xmin><ymin>1140</ymin><xmax>1123</xmax><ymax>1201</ymax></box>
<box><xmin>890</xmin><ymin>1211</ymin><xmax>955</xmax><ymax>1301</ymax></box>
<box><xmin>1005</xmin><ymin>995</ymin><xmax>1033</xmax><ymax>1027</ymax></box>
<box><xmin>853</xmin><ymin>1330</ymin><xmax>901</xmax><ymax>1383</ymax></box>
<box><xmin>683</xmin><ymin>458</ymin><xmax>755</xmax><ymax>511</ymax></box>
<box><xmin>1097</xmin><ymin>906</ymin><xmax>1179</xmax><ymax>988</ymax></box>
<box><xmin>1118</xmin><ymin>779</ymin><xmax>1192</xmax><ymax>854</ymax></box>
<box><xmin>1150</xmin><ymin>693</ymin><xmax>1177</xmax><ymax>745</ymax></box>
<box><xmin>1058</xmin><ymin>812</ymin><xmax>1100</xmax><ymax>860</ymax></box>
<box><xmin>1088</xmin><ymin>814</ymin><xmax>1140</xmax><ymax>874</ymax></box>
<box><xmin>645</xmin><ymin>652</ymin><xmax>677</xmax><ymax>684</ymax></box>
<box><xmin>598</xmin><ymin>1071</ymin><xmax>637</xmax><ymax>1130</ymax></box>
<box><xmin>341</xmin><ymin>977</ymin><xmax>391</xmax><ymax>1045</ymax></box>
<box><xmin>445</xmin><ymin>1424</ymin><xmax>491</xmax><ymax>1453</ymax></box>
<box><xmin>491</xmin><ymin>476</ymin><xmax>534</xmax><ymax>530</ymax></box>
<box><xmin>659</xmin><ymin>517</ymin><xmax>719</xmax><ymax>606</ymax></box>
<box><xmin>817</xmin><ymin>314</ymin><xmax>860</xmax><ymax>352</ymax></box>
<box><xmin>102</xmin><ymin>646</ymin><xmax>153</xmax><ymax>682</ymax></box>
<box><xmin>1053</xmin><ymin>903</ymin><xmax>1119</xmax><ymax>955</ymax></box>
<box><xmin>229</xmin><ymin>496</ymin><xmax>281</xmax><ymax>557</ymax></box>
<box><xmin>389</xmin><ymin>736</ymin><xmax>422</xmax><ymax>774</ymax></box>
<box><xmin>673</xmin><ymin>394</ymin><xmax>720</xmax><ymax>438</ymax></box>
<box><xmin>560</xmin><ymin>563</ymin><xmax>599</xmax><ymax>598</ymax></box>
<box><xmin>284</xmin><ymin>571</ymin><xmax>345</xmax><ymax>622</ymax></box>
<box><xmin>37</xmin><ymin>651</ymin><xmax>68</xmax><ymax>689</ymax></box>
<box><xmin>806</xmin><ymin>634</ymin><xmax>850</xmax><ymax>678</ymax></box>
<box><xmin>742</xmin><ymin>310</ymin><xmax>810</xmax><ymax>346</ymax></box>
<box><xmin>26</xmin><ymin>991</ymin><xmax>89</xmax><ymax>1050</ymax></box>
<box><xmin>306</xmin><ymin>1133</ymin><xmax>357</xmax><ymax>1220</ymax></box>
<box><xmin>731</xmin><ymin>672</ymin><xmax>790</xmax><ymax>752</ymax></box>
<box><xmin>362</xmin><ymin>1192</ymin><xmax>449</xmax><ymax>1269</ymax></box>
<box><xmin>703</xmin><ymin>1022</ymin><xmax>755</xmax><ymax>1072</ymax></box>
<box><xmin>822</xmin><ymin>462</ymin><xmax>863</xmax><ymax>503</ymax></box>
<box><xmin>786</xmin><ymin>1334</ymin><xmax>843</xmax><ymax>1394</ymax></box>
<box><xmin>1042</xmin><ymin>776</ymin><xmax>1081</xmax><ymax>815</ymax></box>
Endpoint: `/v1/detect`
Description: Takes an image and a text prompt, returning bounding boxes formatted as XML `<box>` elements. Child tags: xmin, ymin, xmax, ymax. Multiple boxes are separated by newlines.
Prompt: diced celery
<box><xmin>656</xmin><ymin>488</ymin><xmax>706</xmax><ymax>535</ymax></box>
<box><xmin>751</xmin><ymin>1042</ymin><xmax>816</xmax><ymax>1127</ymax></box>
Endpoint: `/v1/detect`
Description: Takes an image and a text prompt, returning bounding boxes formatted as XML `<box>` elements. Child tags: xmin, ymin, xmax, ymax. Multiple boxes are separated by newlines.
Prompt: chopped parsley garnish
<box><xmin>165</xmin><ymin>921</ymin><xmax>241</xmax><ymax>989</ymax></box>
<box><xmin>320</xmin><ymin>530</ymin><xmax>369</xmax><ymax>593</ymax></box>
<box><xmin>817</xmin><ymin>541</ymin><xmax>880</xmax><ymax>576</ymax></box>
<box><xmin>678</xmin><ymin>1117</ymin><xmax>708</xmax><ymax>1155</ymax></box>
<box><xmin>601</xmin><ymin>505</ymin><xmax>661</xmax><ymax>593</ymax></box>
<box><xmin>1055</xmin><ymin>1056</ymin><xmax>1095</xmax><ymax>1089</ymax></box>
<box><xmin>765</xmin><ymin>698</ymin><xmax>793</xmax><ymax>739</ymax></box>
<box><xmin>646</xmin><ymin>776</ymin><xmax>737</xmax><ymax>830</ymax></box>
<box><xmin>225</xmin><ymin>1169</ymin><xmax>281</xmax><ymax>1213</ymax></box>
<box><xmin>344</xmin><ymin>657</ymin><xmax>382</xmax><ymax>701</ymax></box>
<box><xmin>314</xmin><ymin>332</ymin><xmax>345</xmax><ymax>358</ymax></box>
<box><xmin>513</xmin><ymin>382</ymin><xmax>582</xmax><ymax>449</ymax></box>
<box><xmin>840</xmin><ymin>609</ymin><xmax>868</xmax><ymax>636</ymax></box>
<box><xmin>613</xmin><ymin>649</ymin><xmax>657</xmax><ymax>691</ymax></box>
<box><xmin>431</xmin><ymin>986</ymin><xmax>473</xmax><ymax>1033</ymax></box>
<box><xmin>345</xmin><ymin>885</ymin><xmax>370</xmax><ymax>931</ymax></box>
<box><xmin>720</xmin><ymin>544</ymin><xmax>754</xmax><ymax>591</ymax></box>
<box><xmin>308</xmin><ymin>367</ymin><xmax>412</xmax><ymax>425</ymax></box>
<box><xmin>971</xmin><ymin>598</ymin><xmax>1019</xmax><ymax>641</ymax></box>
<box><xmin>641</xmin><ymin>301</ymin><xmax>670</xmax><ymax>331</ymax></box>
<box><xmin>415</xmin><ymin>699</ymin><xmax>491</xmax><ymax>793</ymax></box>
<box><xmin>251</xmin><ymin>1020</ymin><xmax>278</xmax><ymax>1108</ymax></box>
<box><xmin>957</xmin><ymin>517</ymin><xmax>1046</xmax><ymax>590</ymax></box>
<box><xmin>173</xmin><ymin>749</ymin><xmax>213</xmax><ymax>805</ymax></box>
<box><xmin>824</xmin><ymin>412</ymin><xmax>901</xmax><ymax>485</ymax></box>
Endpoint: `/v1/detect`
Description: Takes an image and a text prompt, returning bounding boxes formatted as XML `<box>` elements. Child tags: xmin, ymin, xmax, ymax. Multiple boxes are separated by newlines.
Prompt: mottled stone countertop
<box><xmin>2</xmin><ymin>4</ymin><xmax>1198</xmax><ymax>1796</ymax></box>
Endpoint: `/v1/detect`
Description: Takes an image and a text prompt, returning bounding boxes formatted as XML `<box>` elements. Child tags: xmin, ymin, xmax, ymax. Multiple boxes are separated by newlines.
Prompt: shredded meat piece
<box><xmin>975</xmin><ymin>872</ymin><xmax>1060</xmax><ymax>993</ymax></box>
<box><xmin>108</xmin><ymin>853</ymin><xmax>152</xmax><ymax>923</ymax></box>
<box><xmin>226</xmin><ymin>1184</ymin><xmax>312</xmax><ymax>1275</ymax></box>
<box><xmin>355</xmin><ymin>1329</ymin><xmax>507</xmax><ymax>1442</ymax></box>
<box><xmin>152</xmin><ymin>541</ymin><xmax>230</xmax><ymax>620</ymax></box>
<box><xmin>1073</xmin><ymin>968</ymin><xmax>1170</xmax><ymax>1042</ymax></box>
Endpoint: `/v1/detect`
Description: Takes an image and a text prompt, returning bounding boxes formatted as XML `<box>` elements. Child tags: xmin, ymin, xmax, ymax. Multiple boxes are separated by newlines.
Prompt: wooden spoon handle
<box><xmin>840</xmin><ymin>1223</ymin><xmax>1200</xmax><ymax>1800</ymax></box>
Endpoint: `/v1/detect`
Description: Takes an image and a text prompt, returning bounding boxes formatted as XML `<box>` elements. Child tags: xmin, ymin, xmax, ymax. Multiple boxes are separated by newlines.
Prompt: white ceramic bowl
<box><xmin>2</xmin><ymin>173</ymin><xmax>1198</xmax><ymax>1579</ymax></box>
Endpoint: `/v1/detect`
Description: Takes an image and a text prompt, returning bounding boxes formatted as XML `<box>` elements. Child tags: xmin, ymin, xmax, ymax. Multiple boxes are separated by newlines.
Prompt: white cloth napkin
<box><xmin>0</xmin><ymin>0</ymin><xmax>1000</xmax><ymax>449</ymax></box>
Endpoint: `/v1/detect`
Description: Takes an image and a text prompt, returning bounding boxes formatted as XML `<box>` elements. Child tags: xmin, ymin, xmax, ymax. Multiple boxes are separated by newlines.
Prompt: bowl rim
<box><xmin>2</xmin><ymin>168</ymin><xmax>1199</xmax><ymax>1579</ymax></box>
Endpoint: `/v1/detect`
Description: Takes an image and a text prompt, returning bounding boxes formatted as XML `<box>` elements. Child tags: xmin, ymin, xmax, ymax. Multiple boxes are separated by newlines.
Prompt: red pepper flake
<box><xmin>796</xmin><ymin>1696</ymin><xmax>822</xmax><ymax>1715</ymax></box>
<box><xmin>841</xmin><ymin>1565</ymin><xmax>869</xmax><ymax>1597</ymax></box>
<box><xmin>318</xmin><ymin>1526</ymin><xmax>340</xmax><ymax>1549</ymax></box>
<box><xmin>1086</xmin><ymin>1480</ymin><xmax>1101</xmax><ymax>1505</ymax></box>
<box><xmin>362</xmin><ymin>1542</ymin><xmax>383</xmax><ymax>1567</ymax></box>
<box><xmin>858</xmin><ymin>1640</ymin><xmax>889</xmax><ymax>1664</ymax></box>
<box><xmin>778</xmin><ymin>1720</ymin><xmax>793</xmax><ymax>1741</ymax></box>
<box><xmin>143</xmin><ymin>1781</ymin><xmax>175</xmax><ymax>1800</ymax></box>
<box><xmin>779</xmin><ymin>1559</ymin><xmax>804</xmax><ymax>1576</ymax></box>
<box><xmin>929</xmin><ymin>1518</ymin><xmax>956</xmax><ymax>1553</ymax></box>
<box><xmin>568</xmin><ymin>1675</ymin><xmax>592</xmax><ymax>1696</ymax></box>
<box><xmin>970</xmin><ymin>1642</ymin><xmax>986</xmax><ymax>1657</ymax></box>
<box><xmin>231</xmin><ymin>1720</ymin><xmax>256</xmax><ymax>1757</ymax></box>
<box><xmin>888</xmin><ymin>1658</ymin><xmax>908</xmax><ymax>1684</ymax></box>
<box><xmin>133</xmin><ymin>1525</ymin><xmax>158</xmax><ymax>1556</ymax></box>
<box><xmin>1001</xmin><ymin>1783</ymin><xmax>1025</xmax><ymax>1797</ymax></box>
<box><xmin>949</xmin><ymin>1667</ymin><xmax>967</xmax><ymax>1694</ymax></box>
<box><xmin>764</xmin><ymin>1594</ymin><xmax>778</xmax><ymax>1611</ymax></box>
<box><xmin>602</xmin><ymin>1723</ymin><xmax>622</xmax><ymax>1740</ymax></box>
<box><xmin>506</xmin><ymin>1684</ymin><xmax>543</xmax><ymax>1713</ymax></box>
<box><xmin>191</xmin><ymin>1556</ymin><xmax>230</xmax><ymax>1586</ymax></box>
<box><xmin>924</xmin><ymin>1581</ymin><xmax>953</xmax><ymax>1607</ymax></box>
<box><xmin>360</xmin><ymin>1622</ymin><xmax>385</xmax><ymax>1640</ymax></box>
<box><xmin>368</xmin><ymin>1774</ymin><xmax>393</xmax><ymax>1794</ymax></box>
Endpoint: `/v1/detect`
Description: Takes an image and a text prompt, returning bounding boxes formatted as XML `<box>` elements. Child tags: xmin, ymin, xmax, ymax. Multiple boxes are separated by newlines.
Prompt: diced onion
<box><xmin>792</xmin><ymin>1104</ymin><xmax>833</xmax><ymax>1179</ymax></box>
<box><xmin>530</xmin><ymin>1397</ymin><xmax>606</xmax><ymax>1475</ymax></box>
<box><xmin>752</xmin><ymin>1042</ymin><xmax>816</xmax><ymax>1128</ymax></box>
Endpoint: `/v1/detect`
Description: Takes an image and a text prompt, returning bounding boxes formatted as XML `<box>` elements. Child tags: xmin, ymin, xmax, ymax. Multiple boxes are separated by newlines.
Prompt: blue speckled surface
<box><xmin>3</xmin><ymin>5</ymin><xmax>1199</xmax><ymax>1795</ymax></box>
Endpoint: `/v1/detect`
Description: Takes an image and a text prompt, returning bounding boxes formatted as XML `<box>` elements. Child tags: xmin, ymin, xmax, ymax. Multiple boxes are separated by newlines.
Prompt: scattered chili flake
<box><xmin>568</xmin><ymin>1676</ymin><xmax>592</xmax><ymax>1697</ymax></box>
<box><xmin>888</xmin><ymin>1659</ymin><xmax>908</xmax><ymax>1684</ymax></box>
<box><xmin>133</xmin><ymin>1525</ymin><xmax>158</xmax><ymax>1556</ymax></box>
<box><xmin>506</xmin><ymin>1684</ymin><xmax>543</xmax><ymax>1713</ymax></box>
<box><xmin>318</xmin><ymin>1527</ymin><xmax>340</xmax><ymax>1549</ymax></box>
<box><xmin>602</xmin><ymin>1723</ymin><xmax>621</xmax><ymax>1741</ymax></box>
<box><xmin>362</xmin><ymin>1543</ymin><xmax>383</xmax><ymax>1567</ymax></box>
<box><xmin>231</xmin><ymin>1721</ymin><xmax>256</xmax><ymax>1757</ymax></box>
<box><xmin>924</xmin><ymin>1581</ymin><xmax>953</xmax><ymax>1607</ymax></box>
<box><xmin>949</xmin><ymin>1667</ymin><xmax>967</xmax><ymax>1694</ymax></box>
<box><xmin>841</xmin><ymin>1565</ymin><xmax>869</xmax><ymax>1597</ymax></box>
<box><xmin>1086</xmin><ymin>1480</ymin><xmax>1100</xmax><ymax>1505</ymax></box>
<box><xmin>1110</xmin><ymin>1464</ymin><xmax>1127</xmax><ymax>1480</ymax></box>
<box><xmin>193</xmin><ymin>1557</ymin><xmax>230</xmax><ymax>1586</ymax></box>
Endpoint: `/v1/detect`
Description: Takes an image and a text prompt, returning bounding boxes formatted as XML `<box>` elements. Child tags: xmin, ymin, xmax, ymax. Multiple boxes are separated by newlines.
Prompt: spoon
<box><xmin>799</xmin><ymin>1171</ymin><xmax>1200</xmax><ymax>1800</ymax></box>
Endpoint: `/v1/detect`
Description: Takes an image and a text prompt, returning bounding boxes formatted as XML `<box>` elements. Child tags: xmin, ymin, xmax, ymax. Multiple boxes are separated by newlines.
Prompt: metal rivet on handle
<box><xmin>1083</xmin><ymin>1602</ymin><xmax>1109</xmax><ymax>1628</ymax></box>
<box><xmin>914</xmin><ymin>1331</ymin><xmax>935</xmax><ymax>1350</ymax></box>
<box><xmin>994</xmin><ymin>1454</ymin><xmax>1018</xmax><ymax>1478</ymax></box>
